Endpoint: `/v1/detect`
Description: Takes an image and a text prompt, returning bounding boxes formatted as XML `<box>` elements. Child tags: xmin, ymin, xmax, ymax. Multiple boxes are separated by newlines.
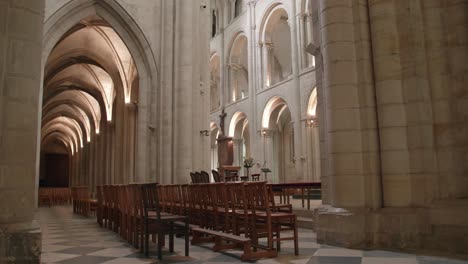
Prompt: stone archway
<box><xmin>42</xmin><ymin>0</ymin><xmax>159</xmax><ymax>183</ymax></box>
<box><xmin>262</xmin><ymin>96</ymin><xmax>294</xmax><ymax>183</ymax></box>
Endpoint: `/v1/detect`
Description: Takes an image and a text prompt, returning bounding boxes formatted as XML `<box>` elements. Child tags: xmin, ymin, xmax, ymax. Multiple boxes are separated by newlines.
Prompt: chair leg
<box><xmin>144</xmin><ymin>220</ymin><xmax>149</xmax><ymax>256</ymax></box>
<box><xmin>185</xmin><ymin>220</ymin><xmax>189</xmax><ymax>257</ymax></box>
<box><xmin>169</xmin><ymin>223</ymin><xmax>174</xmax><ymax>253</ymax></box>
<box><xmin>294</xmin><ymin>220</ymin><xmax>299</xmax><ymax>256</ymax></box>
<box><xmin>276</xmin><ymin>230</ymin><xmax>281</xmax><ymax>251</ymax></box>
<box><xmin>158</xmin><ymin>233</ymin><xmax>164</xmax><ymax>260</ymax></box>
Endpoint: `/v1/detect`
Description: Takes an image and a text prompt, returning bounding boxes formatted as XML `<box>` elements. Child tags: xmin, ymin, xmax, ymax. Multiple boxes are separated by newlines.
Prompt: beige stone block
<box><xmin>333</xmin><ymin>175</ymin><xmax>365</xmax><ymax>207</ymax></box>
<box><xmin>436</xmin><ymin>149</ymin><xmax>463</xmax><ymax>173</ymax></box>
<box><xmin>4</xmin><ymin>76</ymin><xmax>39</xmax><ymax>103</ymax></box>
<box><xmin>12</xmin><ymin>0</ymin><xmax>44</xmax><ymax>13</ymax></box>
<box><xmin>324</xmin><ymin>42</ymin><xmax>356</xmax><ymax>63</ymax></box>
<box><xmin>379</xmin><ymin>126</ymin><xmax>408</xmax><ymax>151</ymax></box>
<box><xmin>329</xmin><ymin>152</ymin><xmax>364</xmax><ymax>176</ymax></box>
<box><xmin>376</xmin><ymin>80</ymin><xmax>404</xmax><ymax>104</ymax></box>
<box><xmin>405</xmin><ymin>102</ymin><xmax>432</xmax><ymax>124</ymax></box>
<box><xmin>373</xmin><ymin>54</ymin><xmax>402</xmax><ymax>81</ymax></box>
<box><xmin>328</xmin><ymin>108</ymin><xmax>361</xmax><ymax>131</ymax></box>
<box><xmin>0</xmin><ymin>130</ymin><xmax>37</xmax><ymax>163</ymax></box>
<box><xmin>381</xmin><ymin>149</ymin><xmax>409</xmax><ymax>174</ymax></box>
<box><xmin>378</xmin><ymin>103</ymin><xmax>407</xmax><ymax>127</ymax></box>
<box><xmin>0</xmin><ymin>188</ymin><xmax>35</xmax><ymax>222</ymax></box>
<box><xmin>432</xmin><ymin>100</ymin><xmax>451</xmax><ymax>124</ymax></box>
<box><xmin>323</xmin><ymin>60</ymin><xmax>357</xmax><ymax>87</ymax></box>
<box><xmin>327</xmin><ymin>84</ymin><xmax>359</xmax><ymax>109</ymax></box>
<box><xmin>3</xmin><ymin>100</ymin><xmax>38</xmax><ymax>130</ymax></box>
<box><xmin>382</xmin><ymin>174</ymin><xmax>412</xmax><ymax>207</ymax></box>
<box><xmin>430</xmin><ymin>75</ymin><xmax>451</xmax><ymax>100</ymax></box>
<box><xmin>7</xmin><ymin>39</ymin><xmax>42</xmax><ymax>79</ymax></box>
<box><xmin>360</xmin><ymin>107</ymin><xmax>378</xmax><ymax>129</ymax></box>
<box><xmin>319</xmin><ymin>0</ymin><xmax>352</xmax><ymax>14</ymax></box>
<box><xmin>360</xmin><ymin>129</ymin><xmax>379</xmax><ymax>152</ymax></box>
<box><xmin>328</xmin><ymin>130</ymin><xmax>363</xmax><ymax>153</ymax></box>
<box><xmin>407</xmin><ymin>125</ymin><xmax>434</xmax><ymax>149</ymax></box>
<box><xmin>0</xmin><ymin>165</ymin><xmax>35</xmax><ymax>189</ymax></box>
<box><xmin>8</xmin><ymin>7</ymin><xmax>43</xmax><ymax>42</ymax></box>
<box><xmin>322</xmin><ymin>22</ymin><xmax>355</xmax><ymax>44</ymax></box>
<box><xmin>320</xmin><ymin>5</ymin><xmax>354</xmax><ymax>27</ymax></box>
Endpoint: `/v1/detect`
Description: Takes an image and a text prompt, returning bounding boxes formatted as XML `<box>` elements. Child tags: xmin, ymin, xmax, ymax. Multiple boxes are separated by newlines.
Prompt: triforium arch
<box><xmin>41</xmin><ymin>0</ymin><xmax>159</xmax><ymax>191</ymax></box>
<box><xmin>261</xmin><ymin>96</ymin><xmax>295</xmax><ymax>183</ymax></box>
<box><xmin>227</xmin><ymin>32</ymin><xmax>249</xmax><ymax>103</ymax></box>
<box><xmin>210</xmin><ymin>0</ymin><xmax>224</xmax><ymax>37</ymax></box>
<box><xmin>228</xmin><ymin>112</ymin><xmax>250</xmax><ymax>171</ymax></box>
<box><xmin>210</xmin><ymin>52</ymin><xmax>221</xmax><ymax>111</ymax></box>
<box><xmin>259</xmin><ymin>4</ymin><xmax>293</xmax><ymax>87</ymax></box>
<box><xmin>300</xmin><ymin>0</ymin><xmax>315</xmax><ymax>68</ymax></box>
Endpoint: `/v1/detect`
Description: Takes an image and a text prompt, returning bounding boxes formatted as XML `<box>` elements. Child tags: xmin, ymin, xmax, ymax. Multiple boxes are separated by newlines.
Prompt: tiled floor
<box><xmin>38</xmin><ymin>206</ymin><xmax>468</xmax><ymax>264</ymax></box>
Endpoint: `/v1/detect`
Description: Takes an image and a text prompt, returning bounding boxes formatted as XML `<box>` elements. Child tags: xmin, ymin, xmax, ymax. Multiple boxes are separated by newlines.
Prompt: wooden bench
<box><xmin>191</xmin><ymin>227</ymin><xmax>277</xmax><ymax>261</ymax></box>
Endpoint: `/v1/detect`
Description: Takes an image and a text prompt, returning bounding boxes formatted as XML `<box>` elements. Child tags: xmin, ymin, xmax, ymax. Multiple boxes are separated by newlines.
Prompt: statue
<box><xmin>219</xmin><ymin>107</ymin><xmax>227</xmax><ymax>136</ymax></box>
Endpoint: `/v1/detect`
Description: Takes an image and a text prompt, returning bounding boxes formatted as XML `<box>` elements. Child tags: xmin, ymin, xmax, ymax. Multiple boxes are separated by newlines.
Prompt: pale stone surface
<box><xmin>0</xmin><ymin>0</ymin><xmax>44</xmax><ymax>261</ymax></box>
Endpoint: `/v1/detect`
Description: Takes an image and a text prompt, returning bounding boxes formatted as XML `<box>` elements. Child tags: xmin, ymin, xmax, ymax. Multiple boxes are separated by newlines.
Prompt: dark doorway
<box><xmin>43</xmin><ymin>154</ymin><xmax>69</xmax><ymax>187</ymax></box>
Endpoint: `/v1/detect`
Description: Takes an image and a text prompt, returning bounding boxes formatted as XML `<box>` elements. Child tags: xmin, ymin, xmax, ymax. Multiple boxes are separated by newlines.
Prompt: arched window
<box><xmin>302</xmin><ymin>0</ymin><xmax>315</xmax><ymax>68</ymax></box>
<box><xmin>260</xmin><ymin>6</ymin><xmax>293</xmax><ymax>87</ymax></box>
<box><xmin>227</xmin><ymin>34</ymin><xmax>248</xmax><ymax>103</ymax></box>
<box><xmin>210</xmin><ymin>54</ymin><xmax>221</xmax><ymax>111</ymax></box>
<box><xmin>234</xmin><ymin>0</ymin><xmax>243</xmax><ymax>18</ymax></box>
<box><xmin>212</xmin><ymin>9</ymin><xmax>217</xmax><ymax>37</ymax></box>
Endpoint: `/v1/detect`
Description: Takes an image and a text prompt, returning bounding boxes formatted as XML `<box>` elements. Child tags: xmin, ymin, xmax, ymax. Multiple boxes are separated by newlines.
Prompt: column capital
<box><xmin>260</xmin><ymin>128</ymin><xmax>273</xmax><ymax>137</ymax></box>
<box><xmin>302</xmin><ymin>11</ymin><xmax>313</xmax><ymax>20</ymax></box>
<box><xmin>263</xmin><ymin>41</ymin><xmax>274</xmax><ymax>50</ymax></box>
<box><xmin>247</xmin><ymin>0</ymin><xmax>257</xmax><ymax>7</ymax></box>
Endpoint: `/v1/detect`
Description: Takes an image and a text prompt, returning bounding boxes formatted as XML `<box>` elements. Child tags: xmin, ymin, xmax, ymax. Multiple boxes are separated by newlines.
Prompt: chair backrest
<box><xmin>245</xmin><ymin>181</ymin><xmax>271</xmax><ymax>216</ymax></box>
<box><xmin>140</xmin><ymin>183</ymin><xmax>161</xmax><ymax>219</ymax></box>
<box><xmin>212</xmin><ymin>170</ymin><xmax>221</xmax><ymax>182</ymax></box>
<box><xmin>96</xmin><ymin>186</ymin><xmax>103</xmax><ymax>206</ymax></box>
<box><xmin>190</xmin><ymin>172</ymin><xmax>196</xmax><ymax>183</ymax></box>
<box><xmin>195</xmin><ymin>172</ymin><xmax>202</xmax><ymax>183</ymax></box>
<box><xmin>201</xmin><ymin>171</ymin><xmax>210</xmax><ymax>183</ymax></box>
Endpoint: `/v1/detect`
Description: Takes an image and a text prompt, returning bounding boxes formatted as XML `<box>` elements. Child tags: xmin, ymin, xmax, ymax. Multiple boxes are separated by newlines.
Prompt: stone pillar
<box><xmin>0</xmin><ymin>2</ymin><xmax>44</xmax><ymax>261</ymax></box>
<box><xmin>289</xmin><ymin>4</ymin><xmax>305</xmax><ymax>184</ymax></box>
<box><xmin>314</xmin><ymin>0</ymin><xmax>382</xmax><ymax>248</ymax></box>
<box><xmin>232</xmin><ymin>138</ymin><xmax>243</xmax><ymax>167</ymax></box>
<box><xmin>266</xmin><ymin>43</ymin><xmax>274</xmax><ymax>86</ymax></box>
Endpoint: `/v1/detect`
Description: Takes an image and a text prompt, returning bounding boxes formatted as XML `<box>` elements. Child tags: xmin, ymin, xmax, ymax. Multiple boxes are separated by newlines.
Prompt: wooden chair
<box><xmin>201</xmin><ymin>171</ymin><xmax>210</xmax><ymax>183</ymax></box>
<box><xmin>212</xmin><ymin>170</ymin><xmax>222</xmax><ymax>182</ymax></box>
<box><xmin>140</xmin><ymin>183</ymin><xmax>190</xmax><ymax>260</ymax></box>
<box><xmin>190</xmin><ymin>172</ymin><xmax>196</xmax><ymax>183</ymax></box>
<box><xmin>244</xmin><ymin>182</ymin><xmax>298</xmax><ymax>255</ymax></box>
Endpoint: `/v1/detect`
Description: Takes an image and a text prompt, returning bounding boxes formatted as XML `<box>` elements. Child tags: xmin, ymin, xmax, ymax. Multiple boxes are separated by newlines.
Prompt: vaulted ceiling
<box><xmin>41</xmin><ymin>16</ymin><xmax>138</xmax><ymax>155</ymax></box>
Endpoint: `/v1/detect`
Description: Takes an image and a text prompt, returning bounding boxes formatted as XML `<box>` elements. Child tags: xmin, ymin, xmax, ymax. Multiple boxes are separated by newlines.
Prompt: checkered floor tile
<box><xmin>36</xmin><ymin>206</ymin><xmax>468</xmax><ymax>263</ymax></box>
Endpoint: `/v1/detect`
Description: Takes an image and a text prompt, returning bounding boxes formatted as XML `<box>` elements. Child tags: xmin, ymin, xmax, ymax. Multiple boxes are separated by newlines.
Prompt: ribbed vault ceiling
<box><xmin>41</xmin><ymin>16</ymin><xmax>138</xmax><ymax>155</ymax></box>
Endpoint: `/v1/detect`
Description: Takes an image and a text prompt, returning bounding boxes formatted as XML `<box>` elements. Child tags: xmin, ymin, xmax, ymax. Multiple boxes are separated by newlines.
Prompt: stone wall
<box><xmin>315</xmin><ymin>0</ymin><xmax>468</xmax><ymax>255</ymax></box>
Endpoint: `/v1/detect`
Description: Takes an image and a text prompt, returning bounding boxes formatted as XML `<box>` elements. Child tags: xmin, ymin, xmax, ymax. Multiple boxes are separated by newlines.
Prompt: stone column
<box><xmin>314</xmin><ymin>0</ymin><xmax>382</xmax><ymax>248</ymax></box>
<box><xmin>0</xmin><ymin>2</ymin><xmax>44</xmax><ymax>258</ymax></box>
<box><xmin>232</xmin><ymin>138</ymin><xmax>243</xmax><ymax>167</ymax></box>
<box><xmin>262</xmin><ymin>42</ymin><xmax>273</xmax><ymax>87</ymax></box>
<box><xmin>303</xmin><ymin>12</ymin><xmax>314</xmax><ymax>67</ymax></box>
<box><xmin>247</xmin><ymin>0</ymin><xmax>260</xmax><ymax>171</ymax></box>
<box><xmin>288</xmin><ymin>5</ymin><xmax>305</xmax><ymax>184</ymax></box>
